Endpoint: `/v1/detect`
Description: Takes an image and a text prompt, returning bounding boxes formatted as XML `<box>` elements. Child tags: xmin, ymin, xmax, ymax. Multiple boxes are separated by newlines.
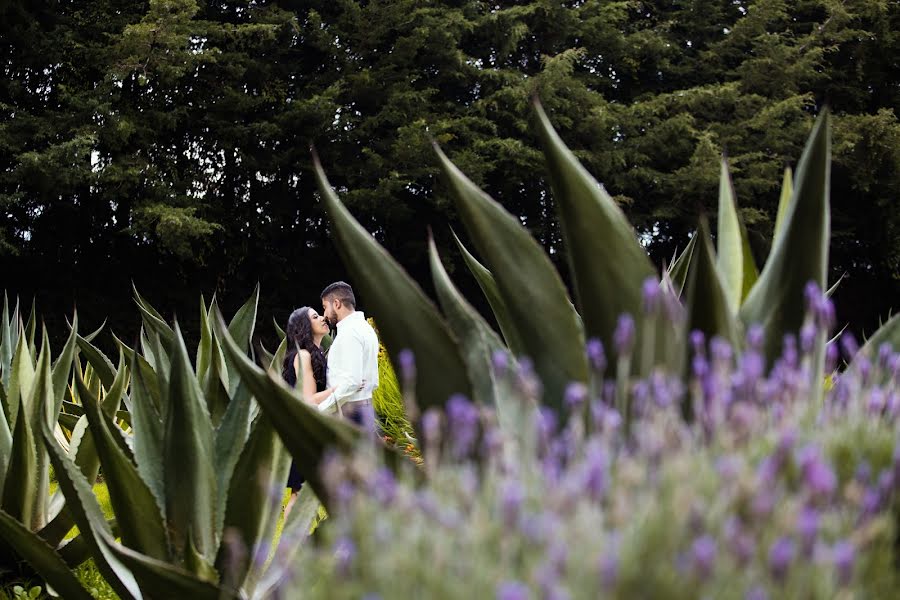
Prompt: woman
<box><xmin>282</xmin><ymin>306</ymin><xmax>333</xmax><ymax>516</ymax></box>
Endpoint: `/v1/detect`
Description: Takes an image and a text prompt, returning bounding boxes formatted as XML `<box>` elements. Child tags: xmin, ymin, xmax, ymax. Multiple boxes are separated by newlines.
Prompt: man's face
<box><xmin>322</xmin><ymin>297</ymin><xmax>338</xmax><ymax>327</ymax></box>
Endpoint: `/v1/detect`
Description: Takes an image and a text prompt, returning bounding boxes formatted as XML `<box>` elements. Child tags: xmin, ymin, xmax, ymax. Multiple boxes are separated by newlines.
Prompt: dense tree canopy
<box><xmin>1</xmin><ymin>0</ymin><xmax>897</xmax><ymax>348</ymax></box>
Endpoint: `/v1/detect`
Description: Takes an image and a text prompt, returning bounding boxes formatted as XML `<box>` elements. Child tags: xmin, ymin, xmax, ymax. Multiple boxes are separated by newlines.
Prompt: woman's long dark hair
<box><xmin>282</xmin><ymin>307</ymin><xmax>327</xmax><ymax>389</ymax></box>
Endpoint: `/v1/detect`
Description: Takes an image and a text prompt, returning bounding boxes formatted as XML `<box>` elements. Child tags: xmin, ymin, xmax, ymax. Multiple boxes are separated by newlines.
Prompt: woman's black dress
<box><xmin>285</xmin><ymin>350</ymin><xmax>327</xmax><ymax>491</ymax></box>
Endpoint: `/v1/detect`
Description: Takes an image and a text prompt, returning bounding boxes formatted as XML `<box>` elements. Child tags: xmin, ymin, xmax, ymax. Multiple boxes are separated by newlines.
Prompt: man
<box><xmin>318</xmin><ymin>281</ymin><xmax>379</xmax><ymax>430</ymax></box>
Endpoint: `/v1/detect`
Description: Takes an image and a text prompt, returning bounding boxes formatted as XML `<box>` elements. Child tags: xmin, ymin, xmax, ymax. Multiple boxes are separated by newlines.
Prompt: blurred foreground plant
<box><xmin>275</xmin><ymin>287</ymin><xmax>900</xmax><ymax>599</ymax></box>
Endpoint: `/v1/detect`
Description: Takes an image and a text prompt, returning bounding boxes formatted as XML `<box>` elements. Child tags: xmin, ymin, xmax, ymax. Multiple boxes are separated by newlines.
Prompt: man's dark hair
<box><xmin>320</xmin><ymin>281</ymin><xmax>356</xmax><ymax>308</ymax></box>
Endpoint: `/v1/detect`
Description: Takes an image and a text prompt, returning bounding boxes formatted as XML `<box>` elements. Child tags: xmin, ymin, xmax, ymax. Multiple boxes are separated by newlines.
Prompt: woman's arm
<box><xmin>297</xmin><ymin>351</ymin><xmax>334</xmax><ymax>405</ymax></box>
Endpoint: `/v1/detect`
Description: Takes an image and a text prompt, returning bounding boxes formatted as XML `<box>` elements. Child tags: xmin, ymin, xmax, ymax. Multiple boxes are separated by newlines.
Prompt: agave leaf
<box><xmin>81</xmin><ymin>319</ymin><xmax>107</xmax><ymax>345</ymax></box>
<box><xmin>1</xmin><ymin>368</ymin><xmax>37</xmax><ymax>526</ymax></box>
<box><xmin>214</xmin><ymin>307</ymin><xmax>361</xmax><ymax>510</ymax></box>
<box><xmin>435</xmin><ymin>143</ymin><xmax>587</xmax><ymax>408</ymax></box>
<box><xmin>773</xmin><ymin>166</ymin><xmax>794</xmax><ymax>241</ymax></box>
<box><xmin>197</xmin><ymin>295</ymin><xmax>212</xmax><ymax>383</ymax></box>
<box><xmin>134</xmin><ymin>288</ymin><xmax>175</xmax><ymax>352</ymax></box>
<box><xmin>858</xmin><ymin>312</ymin><xmax>900</xmax><ymax>358</ymax></box>
<box><xmin>51</xmin><ymin>313</ymin><xmax>78</xmax><ymax>421</ymax></box>
<box><xmin>165</xmin><ymin>322</ymin><xmax>217</xmax><ymax>564</ymax></box>
<box><xmin>213</xmin><ymin>378</ymin><xmax>252</xmax><ymax>544</ymax></box>
<box><xmin>668</xmin><ymin>234</ymin><xmax>697</xmax><ymax>297</ymax></box>
<box><xmin>536</xmin><ymin>100</ymin><xmax>661</xmax><ymax>367</ymax></box>
<box><xmin>57</xmin><ymin>412</ymin><xmax>81</xmax><ymax>431</ymax></box>
<box><xmin>740</xmin><ymin>110</ymin><xmax>831</xmax><ymax>364</ymax></box>
<box><xmin>105</xmin><ymin>348</ymin><xmax>132</xmax><ymax>419</ymax></box>
<box><xmin>0</xmin><ymin>384</ymin><xmax>10</xmax><ymax>494</ymax></box>
<box><xmin>273</xmin><ymin>317</ymin><xmax>286</xmax><ymax>340</ymax></box>
<box><xmin>825</xmin><ymin>272</ymin><xmax>847</xmax><ymax>298</ymax></box>
<box><xmin>228</xmin><ymin>284</ymin><xmax>260</xmax><ymax>357</ymax></box>
<box><xmin>108</xmin><ymin>534</ymin><xmax>231</xmax><ymax>600</ymax></box>
<box><xmin>716</xmin><ymin>158</ymin><xmax>759</xmax><ymax>311</ymax></box>
<box><xmin>451</xmin><ymin>231</ymin><xmax>526</xmax><ymax>356</ymax></box>
<box><xmin>75</xmin><ymin>335</ymin><xmax>116</xmax><ymax>391</ymax></box>
<box><xmin>1</xmin><ymin>293</ymin><xmax>15</xmax><ymax>387</ymax></box>
<box><xmin>24</xmin><ymin>299</ymin><xmax>36</xmax><ymax>358</ymax></box>
<box><xmin>28</xmin><ymin>330</ymin><xmax>55</xmax><ymax>530</ymax></box>
<box><xmin>41</xmin><ymin>420</ymin><xmax>147</xmax><ymax>600</ymax></box>
<box><xmin>686</xmin><ymin>218</ymin><xmax>742</xmax><ymax>349</ymax></box>
<box><xmin>251</xmin><ymin>484</ymin><xmax>320</xmax><ymax>600</ymax></box>
<box><xmin>8</xmin><ymin>331</ymin><xmax>36</xmax><ymax>434</ymax></box>
<box><xmin>0</xmin><ymin>509</ymin><xmax>93</xmax><ymax>600</ymax></box>
<box><xmin>216</xmin><ymin>411</ymin><xmax>291</xmax><ymax>594</ymax></box>
<box><xmin>129</xmin><ymin>345</ymin><xmax>166</xmax><ymax>521</ymax></box>
<box><xmin>314</xmin><ymin>154</ymin><xmax>472</xmax><ymax>411</ymax></box>
<box><xmin>428</xmin><ymin>234</ymin><xmax>509</xmax><ymax>409</ymax></box>
<box><xmin>203</xmin><ymin>326</ymin><xmax>230</xmax><ymax>427</ymax></box>
<box><xmin>75</xmin><ymin>370</ymin><xmax>170</xmax><ymax>561</ymax></box>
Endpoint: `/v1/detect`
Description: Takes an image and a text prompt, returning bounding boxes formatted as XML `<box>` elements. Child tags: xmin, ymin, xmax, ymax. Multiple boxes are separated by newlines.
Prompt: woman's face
<box><xmin>308</xmin><ymin>308</ymin><xmax>330</xmax><ymax>337</ymax></box>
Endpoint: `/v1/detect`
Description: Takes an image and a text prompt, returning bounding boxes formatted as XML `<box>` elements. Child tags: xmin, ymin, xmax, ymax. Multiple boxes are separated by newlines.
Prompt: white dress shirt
<box><xmin>318</xmin><ymin>311</ymin><xmax>379</xmax><ymax>414</ymax></box>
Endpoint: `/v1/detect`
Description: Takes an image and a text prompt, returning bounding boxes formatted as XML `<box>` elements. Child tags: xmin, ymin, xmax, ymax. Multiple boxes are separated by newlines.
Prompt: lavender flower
<box><xmin>333</xmin><ymin>536</ymin><xmax>356</xmax><ymax>576</ymax></box>
<box><xmin>745</xmin><ymin>586</ymin><xmax>769</xmax><ymax>600</ymax></box>
<box><xmin>372</xmin><ymin>467</ymin><xmax>397</xmax><ymax>505</ymax></box>
<box><xmin>500</xmin><ymin>479</ymin><xmax>525</xmax><ymax>528</ymax></box>
<box><xmin>690</xmin><ymin>535</ymin><xmax>717</xmax><ymax>579</ymax></box>
<box><xmin>724</xmin><ymin>518</ymin><xmax>755</xmax><ymax>565</ymax></box>
<box><xmin>598</xmin><ymin>552</ymin><xmax>618</xmax><ymax>590</ymax></box>
<box><xmin>832</xmin><ymin>540</ymin><xmax>855</xmax><ymax>585</ymax></box>
<box><xmin>446</xmin><ymin>394</ymin><xmax>479</xmax><ymax>458</ymax></box>
<box><xmin>690</xmin><ymin>330</ymin><xmax>706</xmax><ymax>355</ymax></box>
<box><xmin>583</xmin><ymin>440</ymin><xmax>607</xmax><ymax>501</ymax></box>
<box><xmin>642</xmin><ymin>277</ymin><xmax>660</xmax><ymax>314</ymax></box>
<box><xmin>492</xmin><ymin>349</ymin><xmax>510</xmax><ymax>375</ymax></box>
<box><xmin>798</xmin><ymin>445</ymin><xmax>837</xmax><ymax>501</ymax></box>
<box><xmin>746</xmin><ymin>324</ymin><xmax>764</xmax><ymax>351</ymax></box>
<box><xmin>421</xmin><ymin>408</ymin><xmax>442</xmax><ymax>445</ymax></box>
<box><xmin>613</xmin><ymin>314</ymin><xmax>636</xmax><ymax>357</ymax></box>
<box><xmin>398</xmin><ymin>348</ymin><xmax>415</xmax><ymax>381</ymax></box>
<box><xmin>496</xmin><ymin>581</ymin><xmax>530</xmax><ymax>600</ymax></box>
<box><xmin>840</xmin><ymin>332</ymin><xmax>859</xmax><ymax>362</ymax></box>
<box><xmin>800</xmin><ymin>322</ymin><xmax>817</xmax><ymax>353</ymax></box>
<box><xmin>586</xmin><ymin>338</ymin><xmax>607</xmax><ymax>372</ymax></box>
<box><xmin>768</xmin><ymin>537</ymin><xmax>795</xmax><ymax>582</ymax></box>
<box><xmin>564</xmin><ymin>382</ymin><xmax>588</xmax><ymax>412</ymax></box>
<box><xmin>796</xmin><ymin>507</ymin><xmax>819</xmax><ymax>556</ymax></box>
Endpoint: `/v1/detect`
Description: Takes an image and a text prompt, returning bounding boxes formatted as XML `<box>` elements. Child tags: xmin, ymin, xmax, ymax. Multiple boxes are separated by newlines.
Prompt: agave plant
<box><xmin>0</xmin><ymin>295</ymin><xmax>101</xmax><ymax>598</ymax></box>
<box><xmin>6</xmin><ymin>287</ymin><xmax>376</xmax><ymax>599</ymax></box>
<box><xmin>313</xmin><ymin>102</ymin><xmax>897</xmax><ymax>434</ymax></box>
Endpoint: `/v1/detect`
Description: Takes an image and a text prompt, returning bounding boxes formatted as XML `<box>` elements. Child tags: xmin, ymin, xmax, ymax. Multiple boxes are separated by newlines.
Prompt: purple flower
<box><xmin>534</xmin><ymin>407</ymin><xmax>558</xmax><ymax>449</ymax></box>
<box><xmin>716</xmin><ymin>455</ymin><xmax>743</xmax><ymax>481</ymax></box>
<box><xmin>798</xmin><ymin>445</ymin><xmax>837</xmax><ymax>501</ymax></box>
<box><xmin>815</xmin><ymin>297</ymin><xmax>836</xmax><ymax>332</ymax></box>
<box><xmin>768</xmin><ymin>537</ymin><xmax>795</xmax><ymax>582</ymax></box>
<box><xmin>867</xmin><ymin>389</ymin><xmax>885</xmax><ymax>415</ymax></box>
<box><xmin>333</xmin><ymin>536</ymin><xmax>356</xmax><ymax>575</ymax></box>
<box><xmin>372</xmin><ymin>467</ymin><xmax>397</xmax><ymax>505</ymax></box>
<box><xmin>642</xmin><ymin>277</ymin><xmax>661</xmax><ymax>314</ymax></box>
<box><xmin>500</xmin><ymin>479</ymin><xmax>524</xmax><ymax>527</ymax></box>
<box><xmin>586</xmin><ymin>338</ymin><xmax>606</xmax><ymax>372</ymax></box>
<box><xmin>446</xmin><ymin>394</ymin><xmax>479</xmax><ymax>458</ymax></box>
<box><xmin>840</xmin><ymin>332</ymin><xmax>859</xmax><ymax>362</ymax></box>
<box><xmin>710</xmin><ymin>336</ymin><xmax>733</xmax><ymax>365</ymax></box>
<box><xmin>496</xmin><ymin>580</ymin><xmax>530</xmax><ymax>600</ymax></box>
<box><xmin>854</xmin><ymin>461</ymin><xmax>872</xmax><ymax>485</ymax></box>
<box><xmin>583</xmin><ymin>441</ymin><xmax>607</xmax><ymax>501</ymax></box>
<box><xmin>800</xmin><ymin>323</ymin><xmax>817</xmax><ymax>353</ymax></box>
<box><xmin>746</xmin><ymin>325</ymin><xmax>764</xmax><ymax>350</ymax></box>
<box><xmin>613</xmin><ymin>314</ymin><xmax>636</xmax><ymax>357</ymax></box>
<box><xmin>691</xmin><ymin>535</ymin><xmax>717</xmax><ymax>579</ymax></box>
<box><xmin>804</xmin><ymin>281</ymin><xmax>821</xmax><ymax>311</ymax></box>
<box><xmin>832</xmin><ymin>540</ymin><xmax>855</xmax><ymax>585</ymax></box>
<box><xmin>877</xmin><ymin>469</ymin><xmax>894</xmax><ymax>498</ymax></box>
<box><xmin>745</xmin><ymin>586</ymin><xmax>769</xmax><ymax>600</ymax></box>
<box><xmin>796</xmin><ymin>507</ymin><xmax>819</xmax><ymax>556</ymax></box>
<box><xmin>491</xmin><ymin>349</ymin><xmax>510</xmax><ymax>374</ymax></box>
<box><xmin>825</xmin><ymin>342</ymin><xmax>840</xmax><ymax>372</ymax></box>
<box><xmin>564</xmin><ymin>382</ymin><xmax>588</xmax><ymax>412</ymax></box>
<box><xmin>690</xmin><ymin>330</ymin><xmax>706</xmax><ymax>355</ymax></box>
<box><xmin>598</xmin><ymin>549</ymin><xmax>618</xmax><ymax>590</ymax></box>
<box><xmin>398</xmin><ymin>349</ymin><xmax>416</xmax><ymax>381</ymax></box>
<box><xmin>421</xmin><ymin>408</ymin><xmax>442</xmax><ymax>444</ymax></box>
<box><xmin>782</xmin><ymin>334</ymin><xmax>799</xmax><ymax>368</ymax></box>
<box><xmin>724</xmin><ymin>518</ymin><xmax>755</xmax><ymax>565</ymax></box>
